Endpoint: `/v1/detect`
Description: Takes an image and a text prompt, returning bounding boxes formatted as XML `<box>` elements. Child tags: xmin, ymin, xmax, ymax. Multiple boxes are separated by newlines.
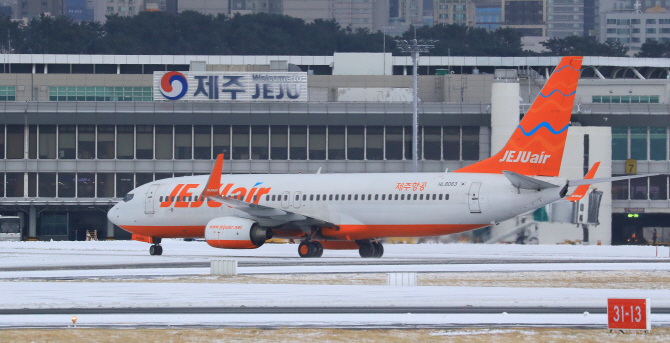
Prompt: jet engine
<box><xmin>204</xmin><ymin>217</ymin><xmax>273</xmax><ymax>249</ymax></box>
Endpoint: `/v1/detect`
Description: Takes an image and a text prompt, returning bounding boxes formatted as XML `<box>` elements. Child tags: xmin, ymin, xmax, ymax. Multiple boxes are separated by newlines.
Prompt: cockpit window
<box><xmin>123</xmin><ymin>193</ymin><xmax>134</xmax><ymax>202</ymax></box>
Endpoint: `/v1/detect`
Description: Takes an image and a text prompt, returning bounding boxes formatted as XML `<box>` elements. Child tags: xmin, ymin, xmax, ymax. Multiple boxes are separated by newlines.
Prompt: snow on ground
<box><xmin>3</xmin><ymin>313</ymin><xmax>670</xmax><ymax>329</ymax></box>
<box><xmin>2</xmin><ymin>262</ymin><xmax>670</xmax><ymax>280</ymax></box>
<box><xmin>1</xmin><ymin>241</ymin><xmax>669</xmax><ymax>328</ymax></box>
<box><xmin>0</xmin><ymin>240</ymin><xmax>669</xmax><ymax>270</ymax></box>
<box><xmin>2</xmin><ymin>282</ymin><xmax>670</xmax><ymax>309</ymax></box>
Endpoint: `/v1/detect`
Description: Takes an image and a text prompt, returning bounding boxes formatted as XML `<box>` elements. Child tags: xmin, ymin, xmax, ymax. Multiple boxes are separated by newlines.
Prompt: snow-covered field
<box><xmin>1</xmin><ymin>241</ymin><xmax>669</xmax><ymax>329</ymax></box>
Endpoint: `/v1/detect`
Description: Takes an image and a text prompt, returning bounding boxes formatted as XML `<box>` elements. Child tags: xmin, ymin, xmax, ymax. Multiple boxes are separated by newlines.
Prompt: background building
<box><xmin>502</xmin><ymin>0</ymin><xmax>546</xmax><ymax>37</ymax></box>
<box><xmin>600</xmin><ymin>7</ymin><xmax>670</xmax><ymax>53</ymax></box>
<box><xmin>546</xmin><ymin>0</ymin><xmax>584</xmax><ymax>38</ymax></box>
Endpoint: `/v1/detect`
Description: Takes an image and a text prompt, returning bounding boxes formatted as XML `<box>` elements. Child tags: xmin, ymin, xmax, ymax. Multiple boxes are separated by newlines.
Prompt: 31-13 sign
<box><xmin>607</xmin><ymin>298</ymin><xmax>651</xmax><ymax>331</ymax></box>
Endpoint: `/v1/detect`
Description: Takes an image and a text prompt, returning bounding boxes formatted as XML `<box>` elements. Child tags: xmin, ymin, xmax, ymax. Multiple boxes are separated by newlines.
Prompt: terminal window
<box><xmin>0</xmin><ymin>86</ymin><xmax>15</xmax><ymax>101</ymax></box>
<box><xmin>612</xmin><ymin>127</ymin><xmax>669</xmax><ymax>161</ymax></box>
<box><xmin>592</xmin><ymin>95</ymin><xmax>659</xmax><ymax>104</ymax></box>
<box><xmin>48</xmin><ymin>86</ymin><xmax>152</xmax><ymax>101</ymax></box>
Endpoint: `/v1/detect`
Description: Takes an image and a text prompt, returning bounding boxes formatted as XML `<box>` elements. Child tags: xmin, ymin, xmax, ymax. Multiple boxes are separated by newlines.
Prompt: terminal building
<box><xmin>0</xmin><ymin>53</ymin><xmax>668</xmax><ymax>245</ymax></box>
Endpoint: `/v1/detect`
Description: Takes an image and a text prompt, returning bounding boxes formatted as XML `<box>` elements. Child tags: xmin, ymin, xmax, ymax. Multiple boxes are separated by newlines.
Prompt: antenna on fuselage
<box><xmin>316</xmin><ymin>167</ymin><xmax>322</xmax><ymax>174</ymax></box>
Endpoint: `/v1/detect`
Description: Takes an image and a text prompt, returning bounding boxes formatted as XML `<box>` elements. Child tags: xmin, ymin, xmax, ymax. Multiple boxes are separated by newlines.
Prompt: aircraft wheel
<box><xmin>372</xmin><ymin>242</ymin><xmax>384</xmax><ymax>258</ymax></box>
<box><xmin>358</xmin><ymin>241</ymin><xmax>376</xmax><ymax>258</ymax></box>
<box><xmin>299</xmin><ymin>241</ymin><xmax>318</xmax><ymax>258</ymax></box>
<box><xmin>313</xmin><ymin>241</ymin><xmax>323</xmax><ymax>257</ymax></box>
<box><xmin>149</xmin><ymin>245</ymin><xmax>157</xmax><ymax>256</ymax></box>
<box><xmin>156</xmin><ymin>245</ymin><xmax>163</xmax><ymax>255</ymax></box>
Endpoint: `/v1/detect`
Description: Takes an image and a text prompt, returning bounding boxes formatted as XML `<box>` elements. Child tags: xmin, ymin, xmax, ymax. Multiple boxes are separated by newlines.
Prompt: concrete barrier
<box><xmin>211</xmin><ymin>260</ymin><xmax>237</xmax><ymax>276</ymax></box>
<box><xmin>387</xmin><ymin>272</ymin><xmax>416</xmax><ymax>286</ymax></box>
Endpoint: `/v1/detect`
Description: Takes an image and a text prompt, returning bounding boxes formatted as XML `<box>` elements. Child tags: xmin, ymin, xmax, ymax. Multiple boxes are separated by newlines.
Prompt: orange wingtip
<box><xmin>203</xmin><ymin>154</ymin><xmax>224</xmax><ymax>197</ymax></box>
<box><xmin>565</xmin><ymin>162</ymin><xmax>600</xmax><ymax>202</ymax></box>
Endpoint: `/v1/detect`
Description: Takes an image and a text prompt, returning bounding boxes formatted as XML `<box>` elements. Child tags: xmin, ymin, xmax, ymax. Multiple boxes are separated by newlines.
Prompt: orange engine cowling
<box><xmin>204</xmin><ymin>217</ymin><xmax>273</xmax><ymax>249</ymax></box>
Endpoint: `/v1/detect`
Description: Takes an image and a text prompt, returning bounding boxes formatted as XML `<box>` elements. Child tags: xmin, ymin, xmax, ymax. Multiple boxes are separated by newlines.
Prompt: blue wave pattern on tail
<box><xmin>538</xmin><ymin>89</ymin><xmax>576</xmax><ymax>98</ymax></box>
<box><xmin>553</xmin><ymin>65</ymin><xmax>581</xmax><ymax>73</ymax></box>
<box><xmin>518</xmin><ymin>122</ymin><xmax>570</xmax><ymax>137</ymax></box>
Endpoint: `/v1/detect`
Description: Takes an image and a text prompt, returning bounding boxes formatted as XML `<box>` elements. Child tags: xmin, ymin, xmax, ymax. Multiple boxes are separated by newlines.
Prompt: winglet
<box><xmin>203</xmin><ymin>154</ymin><xmax>224</xmax><ymax>198</ymax></box>
<box><xmin>565</xmin><ymin>162</ymin><xmax>600</xmax><ymax>202</ymax></box>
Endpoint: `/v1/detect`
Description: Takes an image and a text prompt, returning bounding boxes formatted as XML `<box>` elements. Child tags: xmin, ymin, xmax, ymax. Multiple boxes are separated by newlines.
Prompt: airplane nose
<box><xmin>107</xmin><ymin>203</ymin><xmax>122</xmax><ymax>226</ymax></box>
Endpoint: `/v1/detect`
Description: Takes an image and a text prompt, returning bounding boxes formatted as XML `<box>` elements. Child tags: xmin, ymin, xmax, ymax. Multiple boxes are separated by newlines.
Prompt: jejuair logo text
<box><xmin>499</xmin><ymin>151</ymin><xmax>550</xmax><ymax>164</ymax></box>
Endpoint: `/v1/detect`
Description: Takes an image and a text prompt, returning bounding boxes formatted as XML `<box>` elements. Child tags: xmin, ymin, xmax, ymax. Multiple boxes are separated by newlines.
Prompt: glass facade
<box><xmin>1</xmin><ymin>124</ymin><xmax>484</xmax><ymax>199</ymax></box>
<box><xmin>592</xmin><ymin>95</ymin><xmax>659</xmax><ymax>104</ymax></box>
<box><xmin>49</xmin><ymin>86</ymin><xmax>152</xmax><ymax>101</ymax></box>
<box><xmin>613</xmin><ymin>175</ymin><xmax>670</xmax><ymax>201</ymax></box>
<box><xmin>612</xmin><ymin>127</ymin><xmax>670</xmax><ymax>161</ymax></box>
<box><xmin>0</xmin><ymin>124</ymin><xmax>482</xmax><ymax>162</ymax></box>
<box><xmin>0</xmin><ymin>86</ymin><xmax>16</xmax><ymax>101</ymax></box>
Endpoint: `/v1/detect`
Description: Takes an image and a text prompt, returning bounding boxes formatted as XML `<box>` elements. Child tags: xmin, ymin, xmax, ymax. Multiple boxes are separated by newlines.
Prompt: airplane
<box><xmin>108</xmin><ymin>56</ymin><xmax>651</xmax><ymax>257</ymax></box>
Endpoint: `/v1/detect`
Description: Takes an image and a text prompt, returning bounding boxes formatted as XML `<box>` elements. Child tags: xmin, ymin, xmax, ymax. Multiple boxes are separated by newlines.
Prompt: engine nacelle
<box><xmin>204</xmin><ymin>217</ymin><xmax>273</xmax><ymax>249</ymax></box>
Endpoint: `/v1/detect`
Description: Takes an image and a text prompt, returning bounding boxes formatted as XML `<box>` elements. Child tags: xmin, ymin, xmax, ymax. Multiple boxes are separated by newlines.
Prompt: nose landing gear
<box><xmin>149</xmin><ymin>243</ymin><xmax>163</xmax><ymax>256</ymax></box>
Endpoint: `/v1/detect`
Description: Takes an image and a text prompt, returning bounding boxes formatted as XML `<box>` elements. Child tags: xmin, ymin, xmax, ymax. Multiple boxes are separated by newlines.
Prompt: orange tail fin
<box><xmin>203</xmin><ymin>154</ymin><xmax>224</xmax><ymax>198</ymax></box>
<box><xmin>455</xmin><ymin>56</ymin><xmax>583</xmax><ymax>176</ymax></box>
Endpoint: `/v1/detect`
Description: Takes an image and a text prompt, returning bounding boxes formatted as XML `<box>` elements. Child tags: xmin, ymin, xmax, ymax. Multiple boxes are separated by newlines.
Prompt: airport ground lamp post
<box><xmin>395</xmin><ymin>39</ymin><xmax>436</xmax><ymax>172</ymax></box>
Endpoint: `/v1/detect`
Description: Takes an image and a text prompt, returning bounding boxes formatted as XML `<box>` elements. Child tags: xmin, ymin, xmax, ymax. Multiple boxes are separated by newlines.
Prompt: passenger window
<box><xmin>266</xmin><ymin>195</ymin><xmax>270</xmax><ymax>201</ymax></box>
<box><xmin>348</xmin><ymin>194</ymin><xmax>352</xmax><ymax>200</ymax></box>
<box><xmin>323</xmin><ymin>194</ymin><xmax>327</xmax><ymax>200</ymax></box>
<box><xmin>159</xmin><ymin>196</ymin><xmax>163</xmax><ymax>202</ymax></box>
<box><xmin>368</xmin><ymin>194</ymin><xmax>372</xmax><ymax>200</ymax></box>
<box><xmin>335</xmin><ymin>194</ymin><xmax>339</xmax><ymax>200</ymax></box>
<box><xmin>445</xmin><ymin>194</ymin><xmax>449</xmax><ymax>200</ymax></box>
<box><xmin>295</xmin><ymin>194</ymin><xmax>299</xmax><ymax>200</ymax></box>
<box><xmin>284</xmin><ymin>194</ymin><xmax>288</xmax><ymax>201</ymax></box>
<box><xmin>271</xmin><ymin>195</ymin><xmax>276</xmax><ymax>201</ymax></box>
<box><xmin>341</xmin><ymin>194</ymin><xmax>345</xmax><ymax>200</ymax></box>
<box><xmin>439</xmin><ymin>194</ymin><xmax>443</xmax><ymax>200</ymax></box>
<box><xmin>419</xmin><ymin>194</ymin><xmax>423</xmax><ymax>200</ymax></box>
<box><xmin>253</xmin><ymin>195</ymin><xmax>257</xmax><ymax>202</ymax></box>
<box><xmin>361</xmin><ymin>194</ymin><xmax>365</xmax><ymax>201</ymax></box>
<box><xmin>354</xmin><ymin>195</ymin><xmax>358</xmax><ymax>200</ymax></box>
<box><xmin>432</xmin><ymin>194</ymin><xmax>436</xmax><ymax>200</ymax></box>
<box><xmin>381</xmin><ymin>194</ymin><xmax>385</xmax><ymax>200</ymax></box>
<box><xmin>310</xmin><ymin>195</ymin><xmax>314</xmax><ymax>201</ymax></box>
<box><xmin>401</xmin><ymin>194</ymin><xmax>405</xmax><ymax>200</ymax></box>
<box><xmin>394</xmin><ymin>194</ymin><xmax>398</xmax><ymax>200</ymax></box>
<box><xmin>413</xmin><ymin>194</ymin><xmax>417</xmax><ymax>200</ymax></box>
<box><xmin>329</xmin><ymin>195</ymin><xmax>333</xmax><ymax>201</ymax></box>
<box><xmin>316</xmin><ymin>195</ymin><xmax>320</xmax><ymax>201</ymax></box>
<box><xmin>303</xmin><ymin>195</ymin><xmax>306</xmax><ymax>201</ymax></box>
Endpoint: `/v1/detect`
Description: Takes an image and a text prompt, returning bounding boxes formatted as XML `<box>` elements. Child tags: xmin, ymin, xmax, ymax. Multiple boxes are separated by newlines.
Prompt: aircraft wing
<box><xmin>502</xmin><ymin>170</ymin><xmax>560</xmax><ymax>190</ymax></box>
<box><xmin>202</xmin><ymin>154</ymin><xmax>334</xmax><ymax>226</ymax></box>
<box><xmin>568</xmin><ymin>173</ymin><xmax>659</xmax><ymax>186</ymax></box>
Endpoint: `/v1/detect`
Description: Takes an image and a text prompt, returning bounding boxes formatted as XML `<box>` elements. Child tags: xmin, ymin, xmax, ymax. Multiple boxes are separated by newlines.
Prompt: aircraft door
<box><xmin>281</xmin><ymin>191</ymin><xmax>290</xmax><ymax>208</ymax></box>
<box><xmin>468</xmin><ymin>182</ymin><xmax>482</xmax><ymax>213</ymax></box>
<box><xmin>294</xmin><ymin>191</ymin><xmax>302</xmax><ymax>208</ymax></box>
<box><xmin>144</xmin><ymin>184</ymin><xmax>160</xmax><ymax>214</ymax></box>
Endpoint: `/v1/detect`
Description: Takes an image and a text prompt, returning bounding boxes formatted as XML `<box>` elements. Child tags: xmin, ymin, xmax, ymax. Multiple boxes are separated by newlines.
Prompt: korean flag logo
<box><xmin>160</xmin><ymin>72</ymin><xmax>188</xmax><ymax>100</ymax></box>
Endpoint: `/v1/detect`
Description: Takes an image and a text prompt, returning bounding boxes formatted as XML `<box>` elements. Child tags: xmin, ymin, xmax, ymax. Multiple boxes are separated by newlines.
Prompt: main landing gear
<box><xmin>149</xmin><ymin>243</ymin><xmax>163</xmax><ymax>256</ymax></box>
<box><xmin>358</xmin><ymin>240</ymin><xmax>384</xmax><ymax>258</ymax></box>
<box><xmin>298</xmin><ymin>241</ymin><xmax>323</xmax><ymax>258</ymax></box>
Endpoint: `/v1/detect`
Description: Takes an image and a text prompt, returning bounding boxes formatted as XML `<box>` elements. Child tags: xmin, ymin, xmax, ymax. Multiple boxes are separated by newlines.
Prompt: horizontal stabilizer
<box><xmin>502</xmin><ymin>170</ymin><xmax>560</xmax><ymax>191</ymax></box>
<box><xmin>569</xmin><ymin>174</ymin><xmax>659</xmax><ymax>186</ymax></box>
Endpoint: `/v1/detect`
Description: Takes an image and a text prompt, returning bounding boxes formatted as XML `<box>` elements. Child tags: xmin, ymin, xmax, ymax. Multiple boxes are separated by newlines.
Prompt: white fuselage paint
<box><xmin>108</xmin><ymin>172</ymin><xmax>568</xmax><ymax>239</ymax></box>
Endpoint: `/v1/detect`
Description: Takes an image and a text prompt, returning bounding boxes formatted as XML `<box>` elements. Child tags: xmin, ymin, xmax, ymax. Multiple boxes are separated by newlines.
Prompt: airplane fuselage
<box><xmin>109</xmin><ymin>172</ymin><xmax>568</xmax><ymax>241</ymax></box>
